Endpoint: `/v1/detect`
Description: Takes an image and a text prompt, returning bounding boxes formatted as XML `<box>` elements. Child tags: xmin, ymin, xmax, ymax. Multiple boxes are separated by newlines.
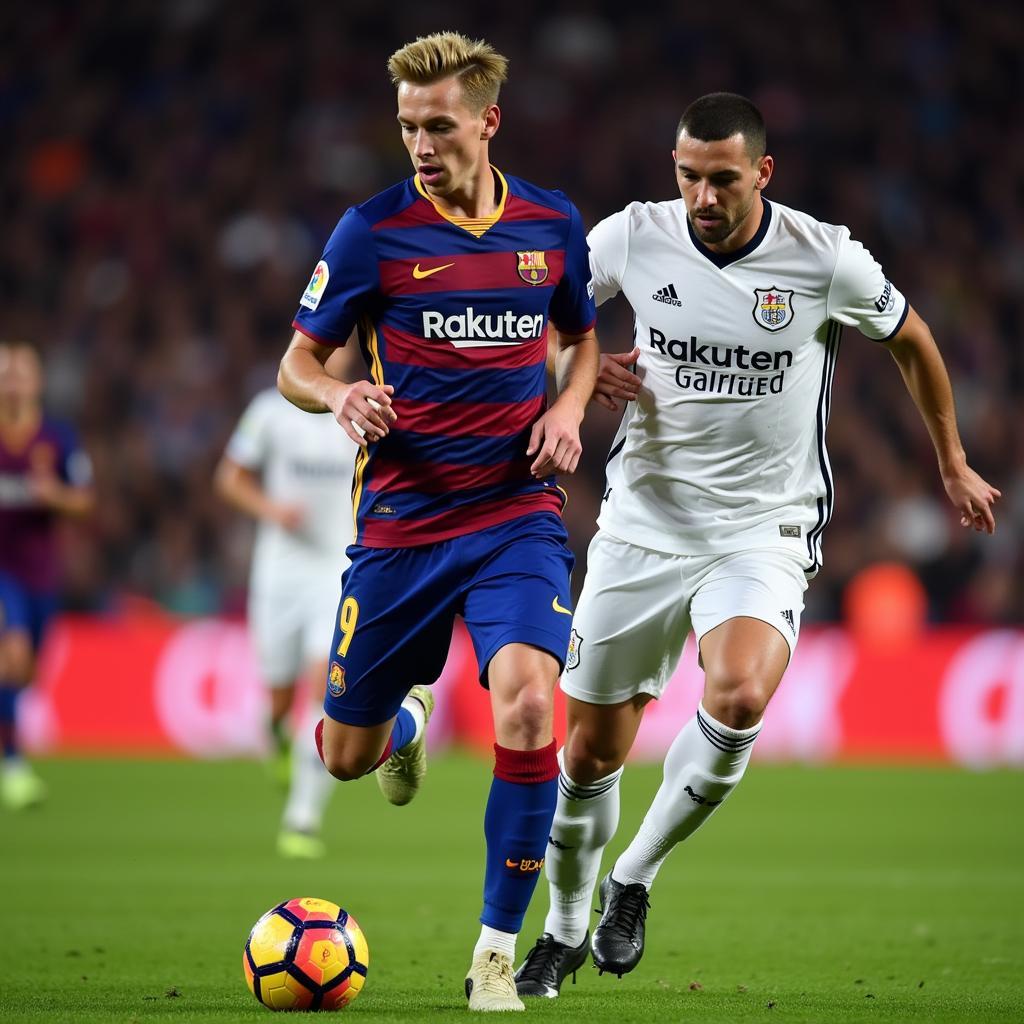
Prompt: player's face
<box><xmin>0</xmin><ymin>344</ymin><xmax>43</xmax><ymax>405</ymax></box>
<box><xmin>674</xmin><ymin>131</ymin><xmax>773</xmax><ymax>249</ymax></box>
<box><xmin>397</xmin><ymin>77</ymin><xmax>498</xmax><ymax>199</ymax></box>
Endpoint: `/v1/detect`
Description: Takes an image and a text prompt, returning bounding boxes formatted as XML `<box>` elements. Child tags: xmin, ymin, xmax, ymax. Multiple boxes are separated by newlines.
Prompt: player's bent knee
<box><xmin>318</xmin><ymin>725</ymin><xmax>380</xmax><ymax>781</ymax></box>
<box><xmin>516</xmin><ymin>683</ymin><xmax>553</xmax><ymax>728</ymax></box>
<box><xmin>497</xmin><ymin>682</ymin><xmax>554</xmax><ymax>748</ymax></box>
<box><xmin>706</xmin><ymin>675</ymin><xmax>771</xmax><ymax>729</ymax></box>
<box><xmin>322</xmin><ymin>751</ymin><xmax>375</xmax><ymax>782</ymax></box>
<box><xmin>563</xmin><ymin>732</ymin><xmax>626</xmax><ymax>785</ymax></box>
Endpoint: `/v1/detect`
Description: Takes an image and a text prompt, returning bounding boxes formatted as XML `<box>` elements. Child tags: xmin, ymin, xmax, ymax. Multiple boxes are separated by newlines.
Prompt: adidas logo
<box><xmin>652</xmin><ymin>283</ymin><xmax>682</xmax><ymax>306</ymax></box>
<box><xmin>781</xmin><ymin>609</ymin><xmax>796</xmax><ymax>636</ymax></box>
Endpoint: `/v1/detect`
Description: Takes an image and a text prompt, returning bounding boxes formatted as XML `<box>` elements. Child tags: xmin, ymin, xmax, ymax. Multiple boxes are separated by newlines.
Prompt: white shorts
<box><xmin>560</xmin><ymin>531</ymin><xmax>808</xmax><ymax>705</ymax></box>
<box><xmin>248</xmin><ymin>580</ymin><xmax>341</xmax><ymax>688</ymax></box>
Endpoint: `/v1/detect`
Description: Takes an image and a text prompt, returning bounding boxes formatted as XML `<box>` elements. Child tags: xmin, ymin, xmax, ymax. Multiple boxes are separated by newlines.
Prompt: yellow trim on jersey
<box><xmin>350</xmin><ymin>317</ymin><xmax>385</xmax><ymax>531</ymax></box>
<box><xmin>556</xmin><ymin>484</ymin><xmax>569</xmax><ymax>511</ymax></box>
<box><xmin>414</xmin><ymin>166</ymin><xmax>508</xmax><ymax>238</ymax></box>
<box><xmin>351</xmin><ymin>446</ymin><xmax>368</xmax><ymax>535</ymax></box>
<box><xmin>363</xmin><ymin>316</ymin><xmax>385</xmax><ymax>388</ymax></box>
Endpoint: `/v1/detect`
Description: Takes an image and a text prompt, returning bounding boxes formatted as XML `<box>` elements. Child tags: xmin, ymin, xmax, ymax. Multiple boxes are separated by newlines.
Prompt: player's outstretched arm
<box><xmin>213</xmin><ymin>458</ymin><xmax>304</xmax><ymax>531</ymax></box>
<box><xmin>885</xmin><ymin>306</ymin><xmax>1001</xmax><ymax>533</ymax></box>
<box><xmin>593</xmin><ymin>346</ymin><xmax>642</xmax><ymax>411</ymax></box>
<box><xmin>26</xmin><ymin>475</ymin><xmax>94</xmax><ymax>517</ymax></box>
<box><xmin>527</xmin><ymin>327</ymin><xmax>599</xmax><ymax>477</ymax></box>
<box><xmin>278</xmin><ymin>330</ymin><xmax>396</xmax><ymax>447</ymax></box>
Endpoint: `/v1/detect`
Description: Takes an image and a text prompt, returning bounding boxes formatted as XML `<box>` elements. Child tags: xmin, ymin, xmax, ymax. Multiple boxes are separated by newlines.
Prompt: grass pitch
<box><xmin>0</xmin><ymin>754</ymin><xmax>1021</xmax><ymax>1023</ymax></box>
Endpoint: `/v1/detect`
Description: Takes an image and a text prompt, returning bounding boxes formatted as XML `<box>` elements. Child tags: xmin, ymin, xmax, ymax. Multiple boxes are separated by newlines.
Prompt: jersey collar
<box><xmin>413</xmin><ymin>166</ymin><xmax>508</xmax><ymax>239</ymax></box>
<box><xmin>686</xmin><ymin>198</ymin><xmax>772</xmax><ymax>269</ymax></box>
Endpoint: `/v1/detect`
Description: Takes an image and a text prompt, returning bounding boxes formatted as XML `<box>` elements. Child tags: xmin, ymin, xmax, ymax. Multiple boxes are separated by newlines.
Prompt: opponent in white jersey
<box><xmin>593</xmin><ymin>191</ymin><xmax>911</xmax><ymax>569</ymax></box>
<box><xmin>515</xmin><ymin>93</ymin><xmax>999</xmax><ymax>997</ymax></box>
<box><xmin>216</xmin><ymin>363</ymin><xmax>358</xmax><ymax>859</ymax></box>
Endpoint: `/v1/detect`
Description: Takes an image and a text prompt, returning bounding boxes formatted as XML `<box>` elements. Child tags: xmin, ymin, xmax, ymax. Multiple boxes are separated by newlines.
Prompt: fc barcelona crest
<box><xmin>752</xmin><ymin>287</ymin><xmax>795</xmax><ymax>332</ymax></box>
<box><xmin>328</xmin><ymin>661</ymin><xmax>346</xmax><ymax>697</ymax></box>
<box><xmin>517</xmin><ymin>250</ymin><xmax>549</xmax><ymax>285</ymax></box>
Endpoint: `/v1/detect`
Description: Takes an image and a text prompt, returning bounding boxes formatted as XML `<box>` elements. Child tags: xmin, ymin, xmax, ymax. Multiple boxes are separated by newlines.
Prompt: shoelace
<box><xmin>382</xmin><ymin>744</ymin><xmax>417</xmax><ymax>773</ymax></box>
<box><xmin>604</xmin><ymin>884</ymin><xmax>650</xmax><ymax>938</ymax></box>
<box><xmin>478</xmin><ymin>952</ymin><xmax>515</xmax><ymax>991</ymax></box>
<box><xmin>382</xmin><ymin>750</ymin><xmax>408</xmax><ymax>770</ymax></box>
<box><xmin>516</xmin><ymin>936</ymin><xmax>560</xmax><ymax>985</ymax></box>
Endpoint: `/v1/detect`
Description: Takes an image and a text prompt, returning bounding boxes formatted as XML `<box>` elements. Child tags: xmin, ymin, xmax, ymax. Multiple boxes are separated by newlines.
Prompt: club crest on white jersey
<box><xmin>566</xmin><ymin>628</ymin><xmax>582</xmax><ymax>670</ymax></box>
<box><xmin>752</xmin><ymin>287</ymin><xmax>794</xmax><ymax>332</ymax></box>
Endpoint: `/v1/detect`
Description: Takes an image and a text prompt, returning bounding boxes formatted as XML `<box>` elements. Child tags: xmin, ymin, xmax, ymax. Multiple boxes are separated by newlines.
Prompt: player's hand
<box><xmin>329</xmin><ymin>381</ymin><xmax>397</xmax><ymax>447</ymax></box>
<box><xmin>942</xmin><ymin>463</ymin><xmax>1001</xmax><ymax>534</ymax></box>
<box><xmin>26</xmin><ymin>470</ymin><xmax>63</xmax><ymax>508</ymax></box>
<box><xmin>271</xmin><ymin>503</ymin><xmax>305</xmax><ymax>532</ymax></box>
<box><xmin>593</xmin><ymin>347</ymin><xmax>641</xmax><ymax>411</ymax></box>
<box><xmin>527</xmin><ymin>396</ymin><xmax>584</xmax><ymax>477</ymax></box>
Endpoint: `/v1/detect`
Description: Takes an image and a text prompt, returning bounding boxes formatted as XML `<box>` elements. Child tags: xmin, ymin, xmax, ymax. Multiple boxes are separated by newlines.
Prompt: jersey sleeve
<box><xmin>292</xmin><ymin>208</ymin><xmax>380</xmax><ymax>346</ymax></box>
<box><xmin>826</xmin><ymin>230</ymin><xmax>909</xmax><ymax>341</ymax></box>
<box><xmin>586</xmin><ymin>208</ymin><xmax>629</xmax><ymax>307</ymax></box>
<box><xmin>548</xmin><ymin>200</ymin><xmax>597</xmax><ymax>334</ymax></box>
<box><xmin>224</xmin><ymin>392</ymin><xmax>273</xmax><ymax>471</ymax></box>
<box><xmin>54</xmin><ymin>422</ymin><xmax>93</xmax><ymax>488</ymax></box>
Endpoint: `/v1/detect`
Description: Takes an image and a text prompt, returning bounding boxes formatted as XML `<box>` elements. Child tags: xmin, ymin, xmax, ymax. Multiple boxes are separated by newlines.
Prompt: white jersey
<box><xmin>225</xmin><ymin>389</ymin><xmax>357</xmax><ymax>597</ymax></box>
<box><xmin>589</xmin><ymin>197</ymin><xmax>908</xmax><ymax>572</ymax></box>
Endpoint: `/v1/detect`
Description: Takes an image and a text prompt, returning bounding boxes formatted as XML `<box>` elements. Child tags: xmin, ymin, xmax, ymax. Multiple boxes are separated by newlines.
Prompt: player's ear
<box><xmin>755</xmin><ymin>154</ymin><xmax>773</xmax><ymax>190</ymax></box>
<box><xmin>480</xmin><ymin>104</ymin><xmax>500</xmax><ymax>140</ymax></box>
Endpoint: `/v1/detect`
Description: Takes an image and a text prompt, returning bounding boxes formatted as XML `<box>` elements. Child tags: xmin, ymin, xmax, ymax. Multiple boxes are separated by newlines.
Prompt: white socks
<box><xmin>282</xmin><ymin>703</ymin><xmax>335</xmax><ymax>835</ymax></box>
<box><xmin>613</xmin><ymin>704</ymin><xmax>760</xmax><ymax>889</ymax></box>
<box><xmin>543</xmin><ymin>749</ymin><xmax>623</xmax><ymax>947</ymax></box>
<box><xmin>474</xmin><ymin>925</ymin><xmax>516</xmax><ymax>960</ymax></box>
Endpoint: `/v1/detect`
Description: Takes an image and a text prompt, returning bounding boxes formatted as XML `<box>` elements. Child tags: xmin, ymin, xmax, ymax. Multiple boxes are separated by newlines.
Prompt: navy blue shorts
<box><xmin>0</xmin><ymin>576</ymin><xmax>57</xmax><ymax>652</ymax></box>
<box><xmin>323</xmin><ymin>512</ymin><xmax>575</xmax><ymax>727</ymax></box>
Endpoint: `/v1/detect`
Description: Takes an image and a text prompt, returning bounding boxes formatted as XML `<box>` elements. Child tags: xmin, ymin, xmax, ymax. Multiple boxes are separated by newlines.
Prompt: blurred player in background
<box><xmin>215</xmin><ymin>348</ymin><xmax>359</xmax><ymax>859</ymax></box>
<box><xmin>516</xmin><ymin>93</ymin><xmax>1001</xmax><ymax>996</ymax></box>
<box><xmin>0</xmin><ymin>340</ymin><xmax>94</xmax><ymax>809</ymax></box>
<box><xmin>278</xmin><ymin>32</ymin><xmax>599</xmax><ymax>1011</ymax></box>
<box><xmin>0</xmin><ymin>571</ymin><xmax>33</xmax><ymax>788</ymax></box>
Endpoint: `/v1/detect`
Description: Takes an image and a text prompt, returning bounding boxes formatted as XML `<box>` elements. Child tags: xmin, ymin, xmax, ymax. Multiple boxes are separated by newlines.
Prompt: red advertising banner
<box><xmin>18</xmin><ymin>613</ymin><xmax>1024</xmax><ymax>766</ymax></box>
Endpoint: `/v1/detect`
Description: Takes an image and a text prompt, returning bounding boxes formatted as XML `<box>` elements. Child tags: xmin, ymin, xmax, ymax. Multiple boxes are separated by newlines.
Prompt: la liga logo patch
<box><xmin>300</xmin><ymin>260</ymin><xmax>330</xmax><ymax>310</ymax></box>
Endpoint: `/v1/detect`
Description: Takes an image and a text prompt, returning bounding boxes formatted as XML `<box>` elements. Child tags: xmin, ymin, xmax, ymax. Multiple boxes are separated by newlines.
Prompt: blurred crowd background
<box><xmin>1</xmin><ymin>0</ymin><xmax>1021</xmax><ymax>624</ymax></box>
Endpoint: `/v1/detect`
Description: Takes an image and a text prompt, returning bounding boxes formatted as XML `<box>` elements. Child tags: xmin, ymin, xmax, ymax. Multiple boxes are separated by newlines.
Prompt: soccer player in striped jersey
<box><xmin>0</xmin><ymin>340</ymin><xmax>94</xmax><ymax>810</ymax></box>
<box><xmin>0</xmin><ymin>569</ymin><xmax>33</xmax><ymax>782</ymax></box>
<box><xmin>278</xmin><ymin>33</ymin><xmax>599</xmax><ymax>1012</ymax></box>
<box><xmin>515</xmin><ymin>93</ymin><xmax>1000</xmax><ymax>996</ymax></box>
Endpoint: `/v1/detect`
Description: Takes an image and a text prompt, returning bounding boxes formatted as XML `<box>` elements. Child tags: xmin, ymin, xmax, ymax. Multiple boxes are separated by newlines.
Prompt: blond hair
<box><xmin>387</xmin><ymin>32</ymin><xmax>509</xmax><ymax>113</ymax></box>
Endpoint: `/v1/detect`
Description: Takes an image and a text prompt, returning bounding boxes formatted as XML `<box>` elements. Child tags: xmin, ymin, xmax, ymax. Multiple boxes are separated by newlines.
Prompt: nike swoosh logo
<box><xmin>412</xmin><ymin>262</ymin><xmax>455</xmax><ymax>280</ymax></box>
<box><xmin>552</xmin><ymin>596</ymin><xmax>572</xmax><ymax>615</ymax></box>
<box><xmin>505</xmin><ymin>858</ymin><xmax>520</xmax><ymax>868</ymax></box>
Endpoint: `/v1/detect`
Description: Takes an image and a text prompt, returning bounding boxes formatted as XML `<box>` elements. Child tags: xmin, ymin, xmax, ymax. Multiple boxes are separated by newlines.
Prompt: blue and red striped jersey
<box><xmin>292</xmin><ymin>168</ymin><xmax>595</xmax><ymax>548</ymax></box>
<box><xmin>0</xmin><ymin>417</ymin><xmax>92</xmax><ymax>590</ymax></box>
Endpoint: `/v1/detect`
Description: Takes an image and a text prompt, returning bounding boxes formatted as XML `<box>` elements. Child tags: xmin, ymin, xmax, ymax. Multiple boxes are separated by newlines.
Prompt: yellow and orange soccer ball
<box><xmin>243</xmin><ymin>897</ymin><xmax>369</xmax><ymax>1011</ymax></box>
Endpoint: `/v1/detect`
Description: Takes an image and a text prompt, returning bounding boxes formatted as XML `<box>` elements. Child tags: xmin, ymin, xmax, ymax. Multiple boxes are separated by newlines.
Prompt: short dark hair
<box><xmin>677</xmin><ymin>92</ymin><xmax>766</xmax><ymax>160</ymax></box>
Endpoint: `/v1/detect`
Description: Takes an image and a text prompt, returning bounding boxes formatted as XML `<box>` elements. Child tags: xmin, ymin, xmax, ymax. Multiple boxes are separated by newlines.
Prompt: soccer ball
<box><xmin>243</xmin><ymin>897</ymin><xmax>369</xmax><ymax>1011</ymax></box>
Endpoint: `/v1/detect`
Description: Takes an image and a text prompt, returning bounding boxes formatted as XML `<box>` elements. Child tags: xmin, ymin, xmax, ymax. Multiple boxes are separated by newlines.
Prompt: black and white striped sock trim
<box><xmin>558</xmin><ymin>768</ymin><xmax>622</xmax><ymax>802</ymax></box>
<box><xmin>695</xmin><ymin>708</ymin><xmax>760</xmax><ymax>754</ymax></box>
